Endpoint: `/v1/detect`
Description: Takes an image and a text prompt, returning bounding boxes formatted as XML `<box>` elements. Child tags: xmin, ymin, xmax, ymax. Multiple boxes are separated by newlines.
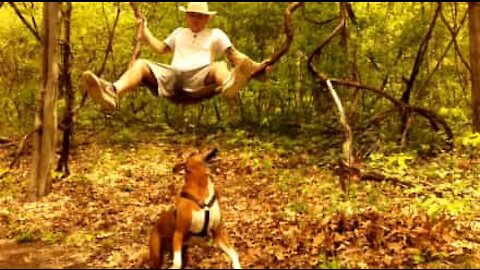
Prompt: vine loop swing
<box><xmin>127</xmin><ymin>2</ymin><xmax>303</xmax><ymax>105</ymax></box>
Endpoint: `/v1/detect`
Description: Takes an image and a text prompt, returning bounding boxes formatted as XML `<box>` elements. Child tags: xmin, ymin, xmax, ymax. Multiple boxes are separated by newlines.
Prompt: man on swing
<box><xmin>81</xmin><ymin>2</ymin><xmax>267</xmax><ymax>113</ymax></box>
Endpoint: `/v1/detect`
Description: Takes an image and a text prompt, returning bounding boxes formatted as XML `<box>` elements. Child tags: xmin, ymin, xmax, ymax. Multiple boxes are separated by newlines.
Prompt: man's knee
<box><xmin>210</xmin><ymin>61</ymin><xmax>228</xmax><ymax>73</ymax></box>
<box><xmin>131</xmin><ymin>59</ymin><xmax>156</xmax><ymax>86</ymax></box>
<box><xmin>133</xmin><ymin>59</ymin><xmax>154</xmax><ymax>78</ymax></box>
<box><xmin>133</xmin><ymin>58</ymin><xmax>150</xmax><ymax>70</ymax></box>
<box><xmin>208</xmin><ymin>61</ymin><xmax>230</xmax><ymax>85</ymax></box>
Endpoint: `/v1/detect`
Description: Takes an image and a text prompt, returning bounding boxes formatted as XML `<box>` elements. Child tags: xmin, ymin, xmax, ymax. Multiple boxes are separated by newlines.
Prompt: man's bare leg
<box><xmin>207</xmin><ymin>61</ymin><xmax>230</xmax><ymax>86</ymax></box>
<box><xmin>81</xmin><ymin>59</ymin><xmax>156</xmax><ymax>113</ymax></box>
<box><xmin>113</xmin><ymin>59</ymin><xmax>156</xmax><ymax>97</ymax></box>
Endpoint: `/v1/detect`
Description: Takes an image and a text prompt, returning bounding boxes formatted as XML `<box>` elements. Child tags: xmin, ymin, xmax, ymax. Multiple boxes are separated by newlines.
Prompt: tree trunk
<box><xmin>469</xmin><ymin>3</ymin><xmax>480</xmax><ymax>132</ymax></box>
<box><xmin>30</xmin><ymin>2</ymin><xmax>61</xmax><ymax>200</ymax></box>
<box><xmin>56</xmin><ymin>2</ymin><xmax>73</xmax><ymax>176</ymax></box>
<box><xmin>400</xmin><ymin>3</ymin><xmax>441</xmax><ymax>145</ymax></box>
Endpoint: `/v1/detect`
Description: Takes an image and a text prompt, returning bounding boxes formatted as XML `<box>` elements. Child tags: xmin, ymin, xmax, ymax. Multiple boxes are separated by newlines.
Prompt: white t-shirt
<box><xmin>164</xmin><ymin>27</ymin><xmax>233</xmax><ymax>72</ymax></box>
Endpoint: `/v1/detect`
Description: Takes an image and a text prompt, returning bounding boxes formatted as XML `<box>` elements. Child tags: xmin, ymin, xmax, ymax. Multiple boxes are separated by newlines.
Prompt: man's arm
<box><xmin>136</xmin><ymin>17</ymin><xmax>170</xmax><ymax>55</ymax></box>
<box><xmin>224</xmin><ymin>47</ymin><xmax>248</xmax><ymax>67</ymax></box>
<box><xmin>143</xmin><ymin>26</ymin><xmax>170</xmax><ymax>55</ymax></box>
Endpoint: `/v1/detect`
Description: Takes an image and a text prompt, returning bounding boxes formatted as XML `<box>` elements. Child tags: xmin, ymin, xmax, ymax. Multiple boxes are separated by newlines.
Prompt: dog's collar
<box><xmin>180</xmin><ymin>191</ymin><xmax>216</xmax><ymax>210</ymax></box>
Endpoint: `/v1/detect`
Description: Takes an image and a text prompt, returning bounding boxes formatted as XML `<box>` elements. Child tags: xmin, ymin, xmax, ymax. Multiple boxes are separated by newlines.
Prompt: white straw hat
<box><xmin>179</xmin><ymin>2</ymin><xmax>217</xmax><ymax>15</ymax></box>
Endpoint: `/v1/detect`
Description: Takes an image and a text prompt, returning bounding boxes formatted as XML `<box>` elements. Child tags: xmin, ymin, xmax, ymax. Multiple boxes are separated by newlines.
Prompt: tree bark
<box><xmin>129</xmin><ymin>2</ymin><xmax>144</xmax><ymax>67</ymax></box>
<box><xmin>30</xmin><ymin>2</ymin><xmax>61</xmax><ymax>200</ymax></box>
<box><xmin>56</xmin><ymin>2</ymin><xmax>73</xmax><ymax>176</ymax></box>
<box><xmin>400</xmin><ymin>3</ymin><xmax>441</xmax><ymax>145</ymax></box>
<box><xmin>469</xmin><ymin>3</ymin><xmax>480</xmax><ymax>132</ymax></box>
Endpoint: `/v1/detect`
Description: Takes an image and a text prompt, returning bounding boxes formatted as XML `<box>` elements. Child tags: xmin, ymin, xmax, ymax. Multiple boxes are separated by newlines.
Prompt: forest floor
<box><xmin>1</xmin><ymin>125</ymin><xmax>480</xmax><ymax>269</ymax></box>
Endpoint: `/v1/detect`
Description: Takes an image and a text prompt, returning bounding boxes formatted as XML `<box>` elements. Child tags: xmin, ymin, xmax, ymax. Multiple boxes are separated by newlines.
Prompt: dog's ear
<box><xmin>172</xmin><ymin>162</ymin><xmax>185</xmax><ymax>174</ymax></box>
<box><xmin>203</xmin><ymin>148</ymin><xmax>218</xmax><ymax>164</ymax></box>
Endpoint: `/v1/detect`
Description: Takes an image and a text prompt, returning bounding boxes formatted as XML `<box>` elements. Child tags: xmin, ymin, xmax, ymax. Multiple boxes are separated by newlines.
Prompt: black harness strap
<box><xmin>179</xmin><ymin>191</ymin><xmax>217</xmax><ymax>237</ymax></box>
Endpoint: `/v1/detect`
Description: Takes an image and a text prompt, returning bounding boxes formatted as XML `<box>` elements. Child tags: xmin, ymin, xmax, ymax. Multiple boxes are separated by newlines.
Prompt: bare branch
<box><xmin>418</xmin><ymin>10</ymin><xmax>468</xmax><ymax>94</ymax></box>
<box><xmin>345</xmin><ymin>2</ymin><xmax>357</xmax><ymax>25</ymax></box>
<box><xmin>96</xmin><ymin>3</ymin><xmax>121</xmax><ymax>76</ymax></box>
<box><xmin>326</xmin><ymin>80</ymin><xmax>353</xmax><ymax>166</ymax></box>
<box><xmin>402</xmin><ymin>3</ymin><xmax>441</xmax><ymax>104</ymax></box>
<box><xmin>301</xmin><ymin>4</ymin><xmax>339</xmax><ymax>26</ymax></box>
<box><xmin>307</xmin><ymin>15</ymin><xmax>345</xmax><ymax>80</ymax></box>
<box><xmin>129</xmin><ymin>2</ymin><xmax>144</xmax><ymax>67</ymax></box>
<box><xmin>251</xmin><ymin>2</ymin><xmax>304</xmax><ymax>78</ymax></box>
<box><xmin>326</xmin><ymin>77</ymin><xmax>453</xmax><ymax>148</ymax></box>
<box><xmin>8</xmin><ymin>2</ymin><xmax>41</xmax><ymax>42</ymax></box>
<box><xmin>128</xmin><ymin>2</ymin><xmax>170</xmax><ymax>68</ymax></box>
<box><xmin>76</xmin><ymin>3</ymin><xmax>122</xmax><ymax>113</ymax></box>
<box><xmin>27</xmin><ymin>2</ymin><xmax>38</xmax><ymax>32</ymax></box>
<box><xmin>440</xmin><ymin>6</ymin><xmax>471</xmax><ymax>73</ymax></box>
<box><xmin>339</xmin><ymin>162</ymin><xmax>414</xmax><ymax>188</ymax></box>
<box><xmin>399</xmin><ymin>3</ymin><xmax>441</xmax><ymax>145</ymax></box>
<box><xmin>9</xmin><ymin>130</ymin><xmax>36</xmax><ymax>169</ymax></box>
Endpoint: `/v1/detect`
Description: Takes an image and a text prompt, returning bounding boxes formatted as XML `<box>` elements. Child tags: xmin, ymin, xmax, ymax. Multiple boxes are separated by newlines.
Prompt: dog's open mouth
<box><xmin>207</xmin><ymin>156</ymin><xmax>221</xmax><ymax>166</ymax></box>
<box><xmin>204</xmin><ymin>148</ymin><xmax>218</xmax><ymax>160</ymax></box>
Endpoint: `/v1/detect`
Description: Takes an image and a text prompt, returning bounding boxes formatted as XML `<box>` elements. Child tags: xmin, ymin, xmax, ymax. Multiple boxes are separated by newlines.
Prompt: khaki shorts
<box><xmin>144</xmin><ymin>60</ymin><xmax>221</xmax><ymax>104</ymax></box>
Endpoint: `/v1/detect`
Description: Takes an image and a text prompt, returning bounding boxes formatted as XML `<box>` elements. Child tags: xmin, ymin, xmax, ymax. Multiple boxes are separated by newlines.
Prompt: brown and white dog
<box><xmin>148</xmin><ymin>148</ymin><xmax>241</xmax><ymax>269</ymax></box>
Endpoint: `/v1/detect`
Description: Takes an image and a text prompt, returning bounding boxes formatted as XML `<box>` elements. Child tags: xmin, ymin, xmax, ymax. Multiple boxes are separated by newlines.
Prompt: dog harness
<box><xmin>178</xmin><ymin>191</ymin><xmax>217</xmax><ymax>237</ymax></box>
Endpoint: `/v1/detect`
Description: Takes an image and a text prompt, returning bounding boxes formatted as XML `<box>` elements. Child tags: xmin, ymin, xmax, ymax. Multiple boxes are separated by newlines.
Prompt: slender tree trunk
<box><xmin>400</xmin><ymin>3</ymin><xmax>441</xmax><ymax>145</ymax></box>
<box><xmin>56</xmin><ymin>2</ymin><xmax>72</xmax><ymax>175</ymax></box>
<box><xmin>30</xmin><ymin>2</ymin><xmax>61</xmax><ymax>200</ymax></box>
<box><xmin>295</xmin><ymin>51</ymin><xmax>303</xmax><ymax>116</ymax></box>
<box><xmin>469</xmin><ymin>3</ymin><xmax>480</xmax><ymax>131</ymax></box>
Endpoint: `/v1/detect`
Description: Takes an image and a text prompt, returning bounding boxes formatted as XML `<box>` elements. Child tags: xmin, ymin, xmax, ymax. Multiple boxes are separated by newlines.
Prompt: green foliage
<box><xmin>454</xmin><ymin>131</ymin><xmax>480</xmax><ymax>162</ymax></box>
<box><xmin>438</xmin><ymin>107</ymin><xmax>469</xmax><ymax>123</ymax></box>
<box><xmin>41</xmin><ymin>231</ymin><xmax>64</xmax><ymax>245</ymax></box>
<box><xmin>15</xmin><ymin>230</ymin><xmax>35</xmax><ymax>243</ymax></box>
<box><xmin>459</xmin><ymin>132</ymin><xmax>480</xmax><ymax>148</ymax></box>
<box><xmin>65</xmin><ymin>231</ymin><xmax>94</xmax><ymax>247</ymax></box>
<box><xmin>317</xmin><ymin>254</ymin><xmax>343</xmax><ymax>269</ymax></box>
<box><xmin>418</xmin><ymin>196</ymin><xmax>467</xmax><ymax>218</ymax></box>
<box><xmin>108</xmin><ymin>128</ymin><xmax>135</xmax><ymax>146</ymax></box>
<box><xmin>287</xmin><ymin>201</ymin><xmax>307</xmax><ymax>214</ymax></box>
<box><xmin>368</xmin><ymin>151</ymin><xmax>415</xmax><ymax>177</ymax></box>
<box><xmin>65</xmin><ymin>174</ymin><xmax>92</xmax><ymax>186</ymax></box>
